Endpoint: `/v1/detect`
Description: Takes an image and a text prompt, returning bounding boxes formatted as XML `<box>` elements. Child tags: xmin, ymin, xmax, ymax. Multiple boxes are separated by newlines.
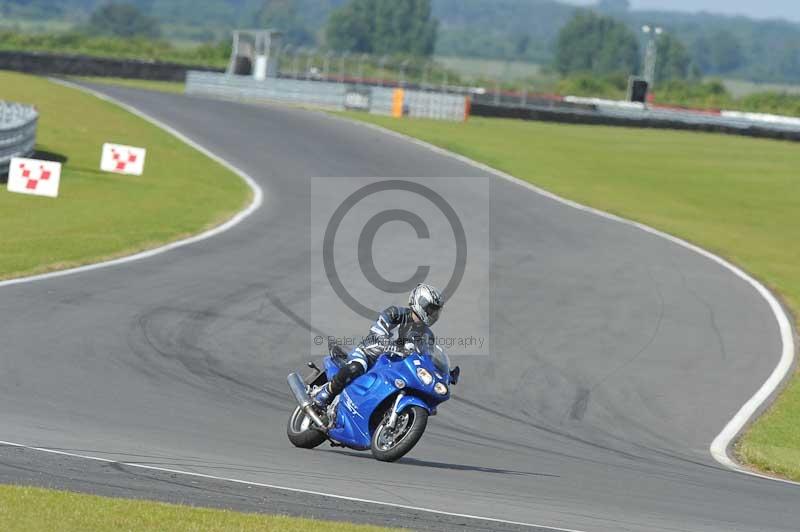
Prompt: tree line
<box><xmin>554</xmin><ymin>10</ymin><xmax>694</xmax><ymax>82</ymax></box>
<box><xmin>3</xmin><ymin>0</ymin><xmax>800</xmax><ymax>84</ymax></box>
<box><xmin>67</xmin><ymin>1</ymin><xmax>702</xmax><ymax>82</ymax></box>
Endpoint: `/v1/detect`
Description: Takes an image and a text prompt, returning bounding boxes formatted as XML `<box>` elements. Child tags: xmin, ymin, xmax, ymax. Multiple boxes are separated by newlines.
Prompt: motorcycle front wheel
<box><xmin>287</xmin><ymin>406</ymin><xmax>327</xmax><ymax>449</ymax></box>
<box><xmin>371</xmin><ymin>405</ymin><xmax>428</xmax><ymax>462</ymax></box>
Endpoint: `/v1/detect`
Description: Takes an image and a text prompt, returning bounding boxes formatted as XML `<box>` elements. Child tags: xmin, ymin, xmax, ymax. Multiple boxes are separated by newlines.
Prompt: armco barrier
<box><xmin>0</xmin><ymin>101</ymin><xmax>38</xmax><ymax>177</ymax></box>
<box><xmin>472</xmin><ymin>100</ymin><xmax>800</xmax><ymax>142</ymax></box>
<box><xmin>185</xmin><ymin>72</ymin><xmax>468</xmax><ymax>121</ymax></box>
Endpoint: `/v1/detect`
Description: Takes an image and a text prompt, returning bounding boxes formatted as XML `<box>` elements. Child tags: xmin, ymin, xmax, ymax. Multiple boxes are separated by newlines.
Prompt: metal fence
<box><xmin>0</xmin><ymin>101</ymin><xmax>38</xmax><ymax>176</ymax></box>
<box><xmin>185</xmin><ymin>71</ymin><xmax>468</xmax><ymax>121</ymax></box>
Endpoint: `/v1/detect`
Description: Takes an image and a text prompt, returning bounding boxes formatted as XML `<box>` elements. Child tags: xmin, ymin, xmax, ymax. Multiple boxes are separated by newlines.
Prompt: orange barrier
<box><xmin>391</xmin><ymin>89</ymin><xmax>405</xmax><ymax>118</ymax></box>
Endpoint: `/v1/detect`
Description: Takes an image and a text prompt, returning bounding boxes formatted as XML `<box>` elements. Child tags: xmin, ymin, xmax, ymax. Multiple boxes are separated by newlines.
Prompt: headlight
<box><xmin>434</xmin><ymin>382</ymin><xmax>448</xmax><ymax>395</ymax></box>
<box><xmin>416</xmin><ymin>368</ymin><xmax>433</xmax><ymax>385</ymax></box>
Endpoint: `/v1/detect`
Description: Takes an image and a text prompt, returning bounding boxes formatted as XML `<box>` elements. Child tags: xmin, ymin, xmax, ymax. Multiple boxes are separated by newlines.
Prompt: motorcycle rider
<box><xmin>313</xmin><ymin>283</ymin><xmax>445</xmax><ymax>408</ymax></box>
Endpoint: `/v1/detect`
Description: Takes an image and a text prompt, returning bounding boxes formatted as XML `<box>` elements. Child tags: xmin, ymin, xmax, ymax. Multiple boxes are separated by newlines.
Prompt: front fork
<box><xmin>386</xmin><ymin>392</ymin><xmax>405</xmax><ymax>429</ymax></box>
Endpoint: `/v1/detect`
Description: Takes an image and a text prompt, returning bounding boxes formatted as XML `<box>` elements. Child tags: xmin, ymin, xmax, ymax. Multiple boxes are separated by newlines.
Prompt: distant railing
<box><xmin>185</xmin><ymin>71</ymin><xmax>469</xmax><ymax>122</ymax></box>
<box><xmin>0</xmin><ymin>101</ymin><xmax>38</xmax><ymax>176</ymax></box>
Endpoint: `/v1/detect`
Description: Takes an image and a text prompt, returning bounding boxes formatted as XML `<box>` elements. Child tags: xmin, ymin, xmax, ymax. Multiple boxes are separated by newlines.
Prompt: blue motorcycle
<box><xmin>287</xmin><ymin>341</ymin><xmax>460</xmax><ymax>462</ymax></box>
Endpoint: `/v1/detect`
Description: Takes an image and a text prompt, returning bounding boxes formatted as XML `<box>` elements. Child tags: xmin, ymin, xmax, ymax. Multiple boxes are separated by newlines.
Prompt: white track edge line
<box><xmin>0</xmin><ymin>78</ymin><xmax>264</xmax><ymax>289</ymax></box>
<box><xmin>0</xmin><ymin>440</ymin><xmax>584</xmax><ymax>532</ymax></box>
<box><xmin>0</xmin><ymin>82</ymin><xmax>585</xmax><ymax>531</ymax></box>
<box><xmin>328</xmin><ymin>113</ymin><xmax>798</xmax><ymax>486</ymax></box>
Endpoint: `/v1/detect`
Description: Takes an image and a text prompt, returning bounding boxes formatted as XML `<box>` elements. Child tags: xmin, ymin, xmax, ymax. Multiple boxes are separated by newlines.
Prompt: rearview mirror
<box><xmin>450</xmin><ymin>366</ymin><xmax>460</xmax><ymax>385</ymax></box>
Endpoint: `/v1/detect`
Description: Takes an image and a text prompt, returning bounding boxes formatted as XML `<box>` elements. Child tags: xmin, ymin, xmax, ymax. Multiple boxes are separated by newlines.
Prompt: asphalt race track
<box><xmin>1</xmin><ymin>84</ymin><xmax>798</xmax><ymax>531</ymax></box>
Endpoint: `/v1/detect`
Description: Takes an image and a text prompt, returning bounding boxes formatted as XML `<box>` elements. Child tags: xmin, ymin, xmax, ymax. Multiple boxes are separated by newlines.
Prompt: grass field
<box><xmin>342</xmin><ymin>112</ymin><xmax>800</xmax><ymax>481</ymax></box>
<box><xmin>0</xmin><ymin>18</ymin><xmax>73</xmax><ymax>33</ymax></box>
<box><xmin>0</xmin><ymin>485</ymin><xmax>399</xmax><ymax>532</ymax></box>
<box><xmin>0</xmin><ymin>71</ymin><xmax>249</xmax><ymax>280</ymax></box>
<box><xmin>723</xmin><ymin>78</ymin><xmax>800</xmax><ymax>98</ymax></box>
<box><xmin>435</xmin><ymin>56</ymin><xmax>544</xmax><ymax>82</ymax></box>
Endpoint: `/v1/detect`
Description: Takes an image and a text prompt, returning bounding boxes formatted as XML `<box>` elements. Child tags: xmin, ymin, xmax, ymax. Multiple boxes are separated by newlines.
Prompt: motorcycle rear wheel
<box><xmin>287</xmin><ymin>406</ymin><xmax>327</xmax><ymax>449</ymax></box>
<box><xmin>371</xmin><ymin>405</ymin><xmax>428</xmax><ymax>462</ymax></box>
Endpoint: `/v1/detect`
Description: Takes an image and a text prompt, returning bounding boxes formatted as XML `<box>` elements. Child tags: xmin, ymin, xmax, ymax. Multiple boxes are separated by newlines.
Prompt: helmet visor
<box><xmin>422</xmin><ymin>301</ymin><xmax>442</xmax><ymax>325</ymax></box>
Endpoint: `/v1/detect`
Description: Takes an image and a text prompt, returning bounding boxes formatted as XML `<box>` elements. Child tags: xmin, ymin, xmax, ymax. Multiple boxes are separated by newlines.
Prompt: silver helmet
<box><xmin>409</xmin><ymin>283</ymin><xmax>444</xmax><ymax>326</ymax></box>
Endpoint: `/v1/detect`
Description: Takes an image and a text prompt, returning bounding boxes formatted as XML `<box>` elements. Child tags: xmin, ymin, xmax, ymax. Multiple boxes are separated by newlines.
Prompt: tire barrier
<box><xmin>0</xmin><ymin>50</ymin><xmax>222</xmax><ymax>82</ymax></box>
<box><xmin>0</xmin><ymin>100</ymin><xmax>38</xmax><ymax>178</ymax></box>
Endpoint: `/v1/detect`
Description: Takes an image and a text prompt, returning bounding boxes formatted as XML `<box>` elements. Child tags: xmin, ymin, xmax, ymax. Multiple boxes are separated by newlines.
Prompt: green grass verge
<box><xmin>0</xmin><ymin>71</ymin><xmax>250</xmax><ymax>280</ymax></box>
<box><xmin>340</xmin><ymin>112</ymin><xmax>800</xmax><ymax>481</ymax></box>
<box><xmin>736</xmin><ymin>378</ymin><xmax>800</xmax><ymax>479</ymax></box>
<box><xmin>72</xmin><ymin>76</ymin><xmax>186</xmax><ymax>94</ymax></box>
<box><xmin>0</xmin><ymin>485</ymin><xmax>400</xmax><ymax>532</ymax></box>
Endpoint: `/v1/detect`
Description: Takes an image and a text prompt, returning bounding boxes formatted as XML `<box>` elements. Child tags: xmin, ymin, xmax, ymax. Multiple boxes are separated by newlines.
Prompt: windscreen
<box><xmin>431</xmin><ymin>344</ymin><xmax>451</xmax><ymax>375</ymax></box>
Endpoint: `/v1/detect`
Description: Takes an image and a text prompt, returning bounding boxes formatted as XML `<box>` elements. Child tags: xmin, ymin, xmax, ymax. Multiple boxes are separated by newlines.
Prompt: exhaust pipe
<box><xmin>287</xmin><ymin>372</ymin><xmax>327</xmax><ymax>430</ymax></box>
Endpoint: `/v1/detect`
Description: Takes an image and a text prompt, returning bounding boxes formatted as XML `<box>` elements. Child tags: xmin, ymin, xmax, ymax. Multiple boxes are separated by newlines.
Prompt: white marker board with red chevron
<box><xmin>7</xmin><ymin>157</ymin><xmax>62</xmax><ymax>198</ymax></box>
<box><xmin>100</xmin><ymin>143</ymin><xmax>147</xmax><ymax>176</ymax></box>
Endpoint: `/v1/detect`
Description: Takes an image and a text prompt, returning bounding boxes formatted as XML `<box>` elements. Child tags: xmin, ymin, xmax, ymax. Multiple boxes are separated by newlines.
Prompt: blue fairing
<box><xmin>325</xmin><ymin>351</ymin><xmax>451</xmax><ymax>450</ymax></box>
<box><xmin>396</xmin><ymin>394</ymin><xmax>433</xmax><ymax>415</ymax></box>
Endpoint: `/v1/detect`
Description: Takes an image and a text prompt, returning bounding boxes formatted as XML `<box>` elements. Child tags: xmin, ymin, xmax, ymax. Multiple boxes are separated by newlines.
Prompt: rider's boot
<box><xmin>311</xmin><ymin>383</ymin><xmax>332</xmax><ymax>408</ymax></box>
